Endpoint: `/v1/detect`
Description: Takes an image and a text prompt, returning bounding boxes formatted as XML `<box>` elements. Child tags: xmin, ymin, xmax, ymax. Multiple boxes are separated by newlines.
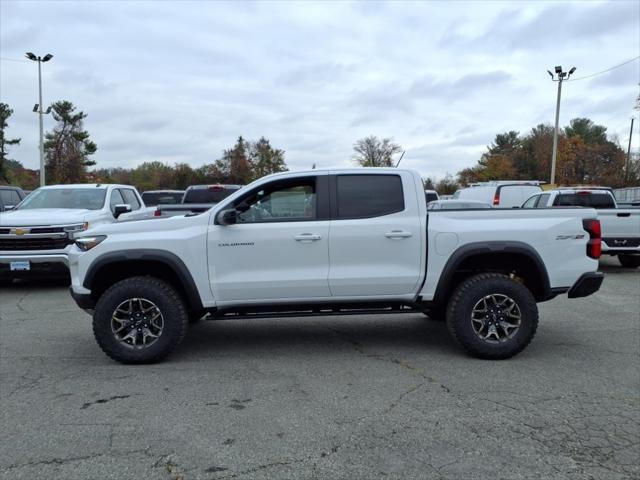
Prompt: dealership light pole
<box><xmin>547</xmin><ymin>65</ymin><xmax>576</xmax><ymax>186</ymax></box>
<box><xmin>25</xmin><ymin>52</ymin><xmax>53</xmax><ymax>187</ymax></box>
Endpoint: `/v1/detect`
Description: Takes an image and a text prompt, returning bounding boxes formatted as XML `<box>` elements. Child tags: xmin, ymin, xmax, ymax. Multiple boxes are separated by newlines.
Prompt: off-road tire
<box><xmin>618</xmin><ymin>254</ymin><xmax>640</xmax><ymax>268</ymax></box>
<box><xmin>446</xmin><ymin>273</ymin><xmax>538</xmax><ymax>360</ymax></box>
<box><xmin>93</xmin><ymin>276</ymin><xmax>188</xmax><ymax>364</ymax></box>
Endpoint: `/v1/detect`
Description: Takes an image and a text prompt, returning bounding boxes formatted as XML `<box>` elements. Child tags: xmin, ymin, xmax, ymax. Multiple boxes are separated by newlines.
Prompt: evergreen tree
<box><xmin>0</xmin><ymin>103</ymin><xmax>21</xmax><ymax>183</ymax></box>
<box><xmin>44</xmin><ymin>101</ymin><xmax>97</xmax><ymax>184</ymax></box>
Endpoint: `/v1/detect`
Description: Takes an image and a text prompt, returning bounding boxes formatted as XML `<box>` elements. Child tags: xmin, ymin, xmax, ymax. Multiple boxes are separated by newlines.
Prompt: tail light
<box><xmin>154</xmin><ymin>209</ymin><xmax>161</xmax><ymax>217</ymax></box>
<box><xmin>209</xmin><ymin>185</ymin><xmax>224</xmax><ymax>191</ymax></box>
<box><xmin>583</xmin><ymin>219</ymin><xmax>601</xmax><ymax>259</ymax></box>
<box><xmin>493</xmin><ymin>192</ymin><xmax>500</xmax><ymax>206</ymax></box>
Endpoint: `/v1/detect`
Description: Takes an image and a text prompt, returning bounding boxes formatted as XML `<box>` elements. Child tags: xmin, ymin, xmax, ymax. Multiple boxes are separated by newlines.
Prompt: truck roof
<box><xmin>35</xmin><ymin>183</ymin><xmax>134</xmax><ymax>190</ymax></box>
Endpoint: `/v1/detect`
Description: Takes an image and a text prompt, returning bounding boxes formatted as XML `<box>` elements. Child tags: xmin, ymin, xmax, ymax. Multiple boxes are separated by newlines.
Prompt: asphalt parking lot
<box><xmin>1</xmin><ymin>256</ymin><xmax>638</xmax><ymax>480</ymax></box>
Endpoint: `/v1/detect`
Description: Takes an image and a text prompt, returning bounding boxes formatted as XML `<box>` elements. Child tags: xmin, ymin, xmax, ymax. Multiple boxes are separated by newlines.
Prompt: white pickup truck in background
<box><xmin>0</xmin><ymin>184</ymin><xmax>152</xmax><ymax>284</ymax></box>
<box><xmin>522</xmin><ymin>188</ymin><xmax>640</xmax><ymax>268</ymax></box>
<box><xmin>67</xmin><ymin>168</ymin><xmax>603</xmax><ymax>364</ymax></box>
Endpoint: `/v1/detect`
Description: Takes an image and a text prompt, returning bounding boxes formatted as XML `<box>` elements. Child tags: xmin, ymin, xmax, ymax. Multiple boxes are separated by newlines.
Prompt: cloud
<box><xmin>1</xmin><ymin>0</ymin><xmax>638</xmax><ymax>180</ymax></box>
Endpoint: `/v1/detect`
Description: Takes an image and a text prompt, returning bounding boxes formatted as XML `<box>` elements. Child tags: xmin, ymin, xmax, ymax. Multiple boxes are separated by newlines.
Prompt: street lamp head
<box><xmin>42</xmin><ymin>54</ymin><xmax>53</xmax><ymax>62</ymax></box>
<box><xmin>554</xmin><ymin>65</ymin><xmax>562</xmax><ymax>74</ymax></box>
<box><xmin>33</xmin><ymin>104</ymin><xmax>39</xmax><ymax>112</ymax></box>
<box><xmin>45</xmin><ymin>106</ymin><xmax>52</xmax><ymax>114</ymax></box>
<box><xmin>568</xmin><ymin>66</ymin><xmax>576</xmax><ymax>75</ymax></box>
<box><xmin>547</xmin><ymin>70</ymin><xmax>554</xmax><ymax>79</ymax></box>
<box><xmin>25</xmin><ymin>52</ymin><xmax>37</xmax><ymax>61</ymax></box>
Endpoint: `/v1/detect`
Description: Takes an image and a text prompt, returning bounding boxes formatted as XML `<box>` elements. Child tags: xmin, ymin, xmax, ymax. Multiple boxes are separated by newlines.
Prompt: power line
<box><xmin>0</xmin><ymin>57</ymin><xmax>29</xmax><ymax>63</ymax></box>
<box><xmin>568</xmin><ymin>56</ymin><xmax>640</xmax><ymax>81</ymax></box>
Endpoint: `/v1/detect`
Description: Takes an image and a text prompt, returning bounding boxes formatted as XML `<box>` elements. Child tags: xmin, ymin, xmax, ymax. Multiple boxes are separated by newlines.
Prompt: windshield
<box><xmin>17</xmin><ymin>188</ymin><xmax>107</xmax><ymax>210</ymax></box>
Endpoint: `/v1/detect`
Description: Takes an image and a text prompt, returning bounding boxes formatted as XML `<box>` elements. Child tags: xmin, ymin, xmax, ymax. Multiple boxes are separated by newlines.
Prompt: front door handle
<box><xmin>295</xmin><ymin>233</ymin><xmax>322</xmax><ymax>242</ymax></box>
<box><xmin>617</xmin><ymin>212</ymin><xmax>631</xmax><ymax>217</ymax></box>
<box><xmin>384</xmin><ymin>230</ymin><xmax>412</xmax><ymax>239</ymax></box>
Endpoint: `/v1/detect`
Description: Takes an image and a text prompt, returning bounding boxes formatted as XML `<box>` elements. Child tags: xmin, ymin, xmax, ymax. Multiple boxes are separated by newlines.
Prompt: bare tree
<box><xmin>353</xmin><ymin>136</ymin><xmax>402</xmax><ymax>167</ymax></box>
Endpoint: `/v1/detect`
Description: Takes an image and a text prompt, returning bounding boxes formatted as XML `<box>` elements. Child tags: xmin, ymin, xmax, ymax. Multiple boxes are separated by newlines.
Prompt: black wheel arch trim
<box><xmin>432</xmin><ymin>241</ymin><xmax>552</xmax><ymax>304</ymax></box>
<box><xmin>83</xmin><ymin>249</ymin><xmax>204</xmax><ymax>311</ymax></box>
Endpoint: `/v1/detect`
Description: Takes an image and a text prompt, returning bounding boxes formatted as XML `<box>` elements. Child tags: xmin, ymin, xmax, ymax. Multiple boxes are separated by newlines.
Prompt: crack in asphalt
<box><xmin>80</xmin><ymin>394</ymin><xmax>131</xmax><ymax>410</ymax></box>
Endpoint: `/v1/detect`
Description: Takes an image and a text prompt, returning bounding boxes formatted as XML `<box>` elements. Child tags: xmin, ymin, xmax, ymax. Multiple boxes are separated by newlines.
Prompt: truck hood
<box><xmin>0</xmin><ymin>208</ymin><xmax>93</xmax><ymax>226</ymax></box>
<box><xmin>85</xmin><ymin>211</ymin><xmax>211</xmax><ymax>236</ymax></box>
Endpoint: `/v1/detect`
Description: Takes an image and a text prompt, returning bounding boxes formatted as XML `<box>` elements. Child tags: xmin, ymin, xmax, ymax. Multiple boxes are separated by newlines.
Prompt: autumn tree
<box><xmin>457</xmin><ymin>118</ymin><xmax>628</xmax><ymax>187</ymax></box>
<box><xmin>44</xmin><ymin>101</ymin><xmax>97</xmax><ymax>184</ymax></box>
<box><xmin>213</xmin><ymin>136</ymin><xmax>254</xmax><ymax>184</ymax></box>
<box><xmin>0</xmin><ymin>103</ymin><xmax>21</xmax><ymax>183</ymax></box>
<box><xmin>129</xmin><ymin>161</ymin><xmax>173</xmax><ymax>192</ymax></box>
<box><xmin>249</xmin><ymin>137</ymin><xmax>287</xmax><ymax>179</ymax></box>
<box><xmin>435</xmin><ymin>174</ymin><xmax>459</xmax><ymax>195</ymax></box>
<box><xmin>353</xmin><ymin>136</ymin><xmax>402</xmax><ymax>167</ymax></box>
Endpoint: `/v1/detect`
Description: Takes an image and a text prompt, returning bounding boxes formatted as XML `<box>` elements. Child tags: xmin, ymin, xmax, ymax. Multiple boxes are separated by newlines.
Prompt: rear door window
<box><xmin>336</xmin><ymin>174</ymin><xmax>404</xmax><ymax>219</ymax></box>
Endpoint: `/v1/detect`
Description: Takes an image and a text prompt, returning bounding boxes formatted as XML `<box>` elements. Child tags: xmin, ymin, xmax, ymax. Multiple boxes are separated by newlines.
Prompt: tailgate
<box><xmin>598</xmin><ymin>209</ymin><xmax>640</xmax><ymax>238</ymax></box>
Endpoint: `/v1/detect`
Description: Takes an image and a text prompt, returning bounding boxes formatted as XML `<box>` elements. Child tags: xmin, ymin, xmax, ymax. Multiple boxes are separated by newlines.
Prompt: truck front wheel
<box><xmin>446</xmin><ymin>273</ymin><xmax>538</xmax><ymax>360</ymax></box>
<box><xmin>618</xmin><ymin>254</ymin><xmax>640</xmax><ymax>268</ymax></box>
<box><xmin>92</xmin><ymin>276</ymin><xmax>188</xmax><ymax>364</ymax></box>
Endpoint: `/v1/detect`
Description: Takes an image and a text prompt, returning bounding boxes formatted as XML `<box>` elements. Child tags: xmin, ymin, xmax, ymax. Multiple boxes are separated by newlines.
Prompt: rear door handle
<box><xmin>294</xmin><ymin>233</ymin><xmax>322</xmax><ymax>242</ymax></box>
<box><xmin>384</xmin><ymin>230</ymin><xmax>412</xmax><ymax>239</ymax></box>
<box><xmin>617</xmin><ymin>213</ymin><xmax>631</xmax><ymax>217</ymax></box>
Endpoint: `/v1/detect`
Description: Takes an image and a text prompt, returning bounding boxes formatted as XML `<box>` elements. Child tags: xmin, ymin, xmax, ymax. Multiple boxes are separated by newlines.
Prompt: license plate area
<box><xmin>10</xmin><ymin>261</ymin><xmax>30</xmax><ymax>271</ymax></box>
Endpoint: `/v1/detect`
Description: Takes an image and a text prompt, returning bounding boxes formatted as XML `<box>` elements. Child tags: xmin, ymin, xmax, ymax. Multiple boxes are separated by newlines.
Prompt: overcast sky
<box><xmin>1</xmin><ymin>0</ymin><xmax>639</xmax><ymax>179</ymax></box>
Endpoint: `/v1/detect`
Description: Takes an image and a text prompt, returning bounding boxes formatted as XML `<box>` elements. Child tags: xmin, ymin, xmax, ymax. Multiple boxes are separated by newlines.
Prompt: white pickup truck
<box><xmin>68</xmin><ymin>168</ymin><xmax>604</xmax><ymax>364</ymax></box>
<box><xmin>0</xmin><ymin>184</ymin><xmax>151</xmax><ymax>284</ymax></box>
<box><xmin>522</xmin><ymin>188</ymin><xmax>640</xmax><ymax>268</ymax></box>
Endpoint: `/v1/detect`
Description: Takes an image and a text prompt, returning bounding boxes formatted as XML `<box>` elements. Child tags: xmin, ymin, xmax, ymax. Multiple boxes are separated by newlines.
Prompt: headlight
<box><xmin>64</xmin><ymin>223</ymin><xmax>89</xmax><ymax>233</ymax></box>
<box><xmin>75</xmin><ymin>235</ymin><xmax>106</xmax><ymax>251</ymax></box>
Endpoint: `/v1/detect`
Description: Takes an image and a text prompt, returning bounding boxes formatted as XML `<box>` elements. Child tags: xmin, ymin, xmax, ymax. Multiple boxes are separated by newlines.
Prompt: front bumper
<box><xmin>0</xmin><ymin>253</ymin><xmax>69</xmax><ymax>266</ymax></box>
<box><xmin>568</xmin><ymin>272</ymin><xmax>604</xmax><ymax>298</ymax></box>
<box><xmin>70</xmin><ymin>288</ymin><xmax>95</xmax><ymax>312</ymax></box>
<box><xmin>0</xmin><ymin>253</ymin><xmax>70</xmax><ymax>277</ymax></box>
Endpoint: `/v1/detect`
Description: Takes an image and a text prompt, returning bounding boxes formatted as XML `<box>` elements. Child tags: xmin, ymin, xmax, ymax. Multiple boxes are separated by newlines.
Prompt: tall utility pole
<box><xmin>625</xmin><ymin>117</ymin><xmax>635</xmax><ymax>187</ymax></box>
<box><xmin>25</xmin><ymin>52</ymin><xmax>53</xmax><ymax>187</ymax></box>
<box><xmin>547</xmin><ymin>65</ymin><xmax>576</xmax><ymax>185</ymax></box>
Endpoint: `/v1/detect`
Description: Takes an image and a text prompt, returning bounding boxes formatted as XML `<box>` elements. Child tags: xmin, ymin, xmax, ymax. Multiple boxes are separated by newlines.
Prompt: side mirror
<box><xmin>217</xmin><ymin>208</ymin><xmax>237</xmax><ymax>225</ymax></box>
<box><xmin>113</xmin><ymin>204</ymin><xmax>132</xmax><ymax>218</ymax></box>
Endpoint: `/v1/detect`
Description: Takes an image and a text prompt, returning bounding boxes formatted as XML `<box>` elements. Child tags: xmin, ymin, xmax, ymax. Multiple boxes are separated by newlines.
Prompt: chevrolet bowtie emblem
<box><xmin>14</xmin><ymin>228</ymin><xmax>28</xmax><ymax>236</ymax></box>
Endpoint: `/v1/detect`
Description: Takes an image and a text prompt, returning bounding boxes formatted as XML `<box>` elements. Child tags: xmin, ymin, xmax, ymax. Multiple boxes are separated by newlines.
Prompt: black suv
<box><xmin>0</xmin><ymin>186</ymin><xmax>26</xmax><ymax>212</ymax></box>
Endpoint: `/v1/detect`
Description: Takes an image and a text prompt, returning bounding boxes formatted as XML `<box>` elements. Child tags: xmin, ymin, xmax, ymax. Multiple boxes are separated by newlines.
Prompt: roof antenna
<box><xmin>395</xmin><ymin>150</ymin><xmax>406</xmax><ymax>167</ymax></box>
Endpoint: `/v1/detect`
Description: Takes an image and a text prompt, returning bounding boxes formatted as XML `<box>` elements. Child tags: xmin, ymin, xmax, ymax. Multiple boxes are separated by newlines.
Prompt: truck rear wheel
<box><xmin>618</xmin><ymin>254</ymin><xmax>640</xmax><ymax>268</ymax></box>
<box><xmin>92</xmin><ymin>276</ymin><xmax>188</xmax><ymax>364</ymax></box>
<box><xmin>446</xmin><ymin>273</ymin><xmax>538</xmax><ymax>360</ymax></box>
